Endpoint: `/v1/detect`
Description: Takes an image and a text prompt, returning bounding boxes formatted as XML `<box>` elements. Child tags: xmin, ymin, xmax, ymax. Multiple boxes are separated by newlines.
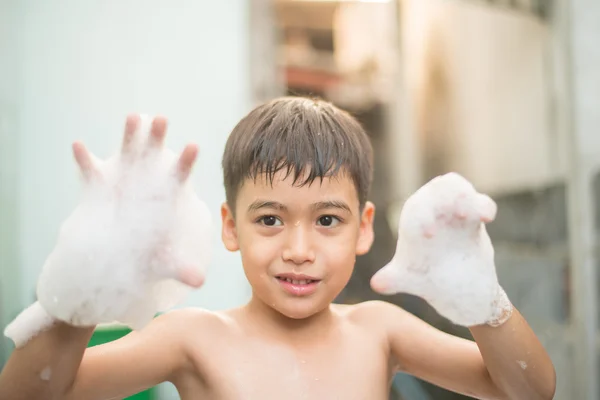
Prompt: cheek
<box><xmin>319</xmin><ymin>231</ymin><xmax>359</xmax><ymax>275</ymax></box>
<box><xmin>238</xmin><ymin>229</ymin><xmax>280</xmax><ymax>273</ymax></box>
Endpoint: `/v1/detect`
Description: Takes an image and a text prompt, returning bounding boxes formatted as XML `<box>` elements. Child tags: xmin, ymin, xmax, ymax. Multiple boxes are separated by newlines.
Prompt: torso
<box><xmin>171</xmin><ymin>303</ymin><xmax>395</xmax><ymax>400</ymax></box>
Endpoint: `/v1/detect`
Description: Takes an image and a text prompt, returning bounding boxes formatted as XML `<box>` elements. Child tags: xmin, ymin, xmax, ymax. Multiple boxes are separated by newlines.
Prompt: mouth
<box><xmin>275</xmin><ymin>274</ymin><xmax>321</xmax><ymax>296</ymax></box>
<box><xmin>275</xmin><ymin>276</ymin><xmax>319</xmax><ymax>285</ymax></box>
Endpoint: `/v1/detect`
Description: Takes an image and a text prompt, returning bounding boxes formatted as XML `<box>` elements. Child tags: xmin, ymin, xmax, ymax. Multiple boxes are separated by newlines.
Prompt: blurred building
<box><xmin>268</xmin><ymin>0</ymin><xmax>599</xmax><ymax>398</ymax></box>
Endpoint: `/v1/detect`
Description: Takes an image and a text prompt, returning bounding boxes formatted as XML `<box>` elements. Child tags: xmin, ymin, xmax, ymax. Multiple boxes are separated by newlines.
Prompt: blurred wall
<box><xmin>397</xmin><ymin>1</ymin><xmax>600</xmax><ymax>398</ymax></box>
<box><xmin>0</xmin><ymin>0</ymin><xmax>252</xmax><ymax>371</ymax></box>
<box><xmin>0</xmin><ymin>0</ymin><xmax>21</xmax><ymax>368</ymax></box>
<box><xmin>401</xmin><ymin>0</ymin><xmax>559</xmax><ymax>195</ymax></box>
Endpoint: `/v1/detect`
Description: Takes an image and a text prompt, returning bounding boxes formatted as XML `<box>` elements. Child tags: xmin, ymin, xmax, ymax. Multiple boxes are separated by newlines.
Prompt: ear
<box><xmin>356</xmin><ymin>201</ymin><xmax>375</xmax><ymax>256</ymax></box>
<box><xmin>221</xmin><ymin>202</ymin><xmax>239</xmax><ymax>252</ymax></box>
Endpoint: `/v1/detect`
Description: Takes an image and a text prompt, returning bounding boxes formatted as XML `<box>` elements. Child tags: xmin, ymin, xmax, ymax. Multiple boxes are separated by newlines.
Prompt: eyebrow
<box><xmin>246</xmin><ymin>200</ymin><xmax>352</xmax><ymax>214</ymax></box>
<box><xmin>247</xmin><ymin>200</ymin><xmax>287</xmax><ymax>213</ymax></box>
<box><xmin>311</xmin><ymin>200</ymin><xmax>352</xmax><ymax>214</ymax></box>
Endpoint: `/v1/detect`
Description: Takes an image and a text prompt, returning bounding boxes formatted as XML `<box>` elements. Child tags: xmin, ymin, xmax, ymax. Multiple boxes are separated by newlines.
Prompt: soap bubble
<box><xmin>5</xmin><ymin>115</ymin><xmax>212</xmax><ymax>347</ymax></box>
<box><xmin>371</xmin><ymin>172</ymin><xmax>507</xmax><ymax>327</ymax></box>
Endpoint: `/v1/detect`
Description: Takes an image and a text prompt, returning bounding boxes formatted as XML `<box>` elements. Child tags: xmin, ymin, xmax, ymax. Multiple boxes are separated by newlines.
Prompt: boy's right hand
<box><xmin>5</xmin><ymin>114</ymin><xmax>213</xmax><ymax>347</ymax></box>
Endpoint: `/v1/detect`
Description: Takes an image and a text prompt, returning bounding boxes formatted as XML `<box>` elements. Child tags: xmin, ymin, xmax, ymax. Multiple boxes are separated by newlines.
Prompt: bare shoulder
<box><xmin>333</xmin><ymin>300</ymin><xmax>413</xmax><ymax>327</ymax></box>
<box><xmin>158</xmin><ymin>307</ymin><xmax>229</xmax><ymax>327</ymax></box>
<box><xmin>148</xmin><ymin>308</ymin><xmax>238</xmax><ymax>378</ymax></box>
<box><xmin>331</xmin><ymin>301</ymin><xmax>418</xmax><ymax>366</ymax></box>
<box><xmin>154</xmin><ymin>307</ymin><xmax>234</xmax><ymax>342</ymax></box>
<box><xmin>331</xmin><ymin>300</ymin><xmax>417</xmax><ymax>347</ymax></box>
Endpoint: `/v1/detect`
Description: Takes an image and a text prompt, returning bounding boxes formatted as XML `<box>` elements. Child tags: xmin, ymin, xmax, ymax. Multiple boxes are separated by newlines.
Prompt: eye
<box><xmin>258</xmin><ymin>215</ymin><xmax>282</xmax><ymax>227</ymax></box>
<box><xmin>317</xmin><ymin>215</ymin><xmax>341</xmax><ymax>227</ymax></box>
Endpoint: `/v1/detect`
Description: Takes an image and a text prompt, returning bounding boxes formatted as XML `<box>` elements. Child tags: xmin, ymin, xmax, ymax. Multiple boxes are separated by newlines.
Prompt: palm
<box><xmin>35</xmin><ymin>115</ymin><xmax>212</xmax><ymax>329</ymax></box>
<box><xmin>371</xmin><ymin>173</ymin><xmax>500</xmax><ymax>327</ymax></box>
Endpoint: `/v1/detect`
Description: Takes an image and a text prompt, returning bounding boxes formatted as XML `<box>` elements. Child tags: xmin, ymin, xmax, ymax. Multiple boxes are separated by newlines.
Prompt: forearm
<box><xmin>0</xmin><ymin>322</ymin><xmax>95</xmax><ymax>400</ymax></box>
<box><xmin>470</xmin><ymin>308</ymin><xmax>556</xmax><ymax>400</ymax></box>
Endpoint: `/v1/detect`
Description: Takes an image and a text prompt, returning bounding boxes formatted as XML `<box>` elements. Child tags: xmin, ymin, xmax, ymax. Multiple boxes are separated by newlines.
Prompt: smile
<box><xmin>275</xmin><ymin>274</ymin><xmax>321</xmax><ymax>296</ymax></box>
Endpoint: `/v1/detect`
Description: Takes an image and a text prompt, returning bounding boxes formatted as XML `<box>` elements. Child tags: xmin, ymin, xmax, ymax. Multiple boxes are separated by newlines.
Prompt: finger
<box><xmin>154</xmin><ymin>247</ymin><xmax>205</xmax><ymax>289</ymax></box>
<box><xmin>370</xmin><ymin>263</ymin><xmax>404</xmax><ymax>295</ymax></box>
<box><xmin>422</xmin><ymin>223</ymin><xmax>436</xmax><ymax>238</ymax></box>
<box><xmin>453</xmin><ymin>193</ymin><xmax>468</xmax><ymax>220</ymax></box>
<box><xmin>476</xmin><ymin>194</ymin><xmax>497</xmax><ymax>223</ymax></box>
<box><xmin>176</xmin><ymin>144</ymin><xmax>198</xmax><ymax>182</ymax></box>
<box><xmin>147</xmin><ymin>116</ymin><xmax>168</xmax><ymax>148</ymax></box>
<box><xmin>72</xmin><ymin>142</ymin><xmax>100</xmax><ymax>181</ymax></box>
<box><xmin>121</xmin><ymin>114</ymin><xmax>140</xmax><ymax>155</ymax></box>
<box><xmin>177</xmin><ymin>266</ymin><xmax>205</xmax><ymax>288</ymax></box>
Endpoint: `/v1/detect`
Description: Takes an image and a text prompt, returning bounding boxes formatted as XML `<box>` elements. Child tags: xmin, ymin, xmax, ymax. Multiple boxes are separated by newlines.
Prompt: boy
<box><xmin>0</xmin><ymin>97</ymin><xmax>555</xmax><ymax>399</ymax></box>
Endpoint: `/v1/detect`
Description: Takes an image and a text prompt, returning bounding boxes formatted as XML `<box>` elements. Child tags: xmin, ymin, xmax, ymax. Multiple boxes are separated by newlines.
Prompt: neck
<box><xmin>244</xmin><ymin>294</ymin><xmax>336</xmax><ymax>342</ymax></box>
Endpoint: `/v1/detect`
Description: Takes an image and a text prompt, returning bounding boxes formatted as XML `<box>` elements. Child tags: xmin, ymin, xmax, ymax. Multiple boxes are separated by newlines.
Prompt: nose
<box><xmin>282</xmin><ymin>225</ymin><xmax>315</xmax><ymax>265</ymax></box>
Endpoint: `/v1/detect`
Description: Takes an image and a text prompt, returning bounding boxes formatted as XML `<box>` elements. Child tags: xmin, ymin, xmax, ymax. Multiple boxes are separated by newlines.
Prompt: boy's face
<box><xmin>221</xmin><ymin>170</ymin><xmax>375</xmax><ymax>320</ymax></box>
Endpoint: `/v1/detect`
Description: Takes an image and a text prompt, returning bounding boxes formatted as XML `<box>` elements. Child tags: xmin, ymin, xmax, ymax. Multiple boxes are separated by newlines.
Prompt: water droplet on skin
<box><xmin>294</xmin><ymin>221</ymin><xmax>300</xmax><ymax>227</ymax></box>
<box><xmin>40</xmin><ymin>367</ymin><xmax>52</xmax><ymax>381</ymax></box>
<box><xmin>516</xmin><ymin>360</ymin><xmax>527</xmax><ymax>370</ymax></box>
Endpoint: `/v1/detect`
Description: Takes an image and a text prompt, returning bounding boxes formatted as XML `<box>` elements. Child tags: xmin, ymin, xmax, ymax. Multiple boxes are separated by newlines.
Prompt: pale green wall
<box><xmin>0</xmin><ymin>1</ymin><xmax>252</xmax><ymax>379</ymax></box>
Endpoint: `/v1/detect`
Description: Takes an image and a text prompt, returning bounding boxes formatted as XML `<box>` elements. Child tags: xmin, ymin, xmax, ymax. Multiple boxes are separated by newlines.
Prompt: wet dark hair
<box><xmin>222</xmin><ymin>96</ymin><xmax>373</xmax><ymax>212</ymax></box>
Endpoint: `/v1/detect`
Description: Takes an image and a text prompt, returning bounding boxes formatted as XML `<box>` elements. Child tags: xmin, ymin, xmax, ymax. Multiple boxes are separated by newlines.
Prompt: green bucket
<box><xmin>88</xmin><ymin>324</ymin><xmax>157</xmax><ymax>400</ymax></box>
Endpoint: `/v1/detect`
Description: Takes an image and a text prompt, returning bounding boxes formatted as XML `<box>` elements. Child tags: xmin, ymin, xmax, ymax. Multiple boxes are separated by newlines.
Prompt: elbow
<box><xmin>499</xmin><ymin>374</ymin><xmax>557</xmax><ymax>400</ymax></box>
<box><xmin>497</xmin><ymin>387</ymin><xmax>555</xmax><ymax>400</ymax></box>
<box><xmin>541</xmin><ymin>369</ymin><xmax>557</xmax><ymax>400</ymax></box>
<box><xmin>534</xmin><ymin>363</ymin><xmax>557</xmax><ymax>400</ymax></box>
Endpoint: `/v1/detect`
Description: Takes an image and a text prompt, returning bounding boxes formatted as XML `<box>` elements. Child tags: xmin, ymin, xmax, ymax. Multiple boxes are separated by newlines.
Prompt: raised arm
<box><xmin>0</xmin><ymin>320</ymin><xmax>94</xmax><ymax>400</ymax></box>
<box><xmin>375</xmin><ymin>301</ymin><xmax>554</xmax><ymax>400</ymax></box>
<box><xmin>65</xmin><ymin>310</ymin><xmax>194</xmax><ymax>400</ymax></box>
<box><xmin>0</xmin><ymin>310</ymin><xmax>190</xmax><ymax>400</ymax></box>
<box><xmin>370</xmin><ymin>173</ymin><xmax>555</xmax><ymax>399</ymax></box>
<box><xmin>468</xmin><ymin>308</ymin><xmax>555</xmax><ymax>399</ymax></box>
<box><xmin>1</xmin><ymin>114</ymin><xmax>211</xmax><ymax>399</ymax></box>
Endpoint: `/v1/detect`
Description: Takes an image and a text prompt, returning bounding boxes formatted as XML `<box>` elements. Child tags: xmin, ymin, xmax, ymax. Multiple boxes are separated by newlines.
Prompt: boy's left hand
<box><xmin>371</xmin><ymin>172</ymin><xmax>512</xmax><ymax>327</ymax></box>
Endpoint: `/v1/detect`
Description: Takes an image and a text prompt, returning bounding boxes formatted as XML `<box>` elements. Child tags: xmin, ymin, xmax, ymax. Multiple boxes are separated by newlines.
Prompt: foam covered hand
<box><xmin>371</xmin><ymin>173</ymin><xmax>512</xmax><ymax>327</ymax></box>
<box><xmin>5</xmin><ymin>115</ymin><xmax>212</xmax><ymax>347</ymax></box>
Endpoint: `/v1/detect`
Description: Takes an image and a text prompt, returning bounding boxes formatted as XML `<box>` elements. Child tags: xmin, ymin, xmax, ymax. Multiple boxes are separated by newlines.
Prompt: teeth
<box><xmin>283</xmin><ymin>278</ymin><xmax>313</xmax><ymax>285</ymax></box>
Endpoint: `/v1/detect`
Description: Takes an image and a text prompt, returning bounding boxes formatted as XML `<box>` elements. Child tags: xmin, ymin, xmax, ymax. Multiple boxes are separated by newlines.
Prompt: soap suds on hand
<box><xmin>5</xmin><ymin>115</ymin><xmax>212</xmax><ymax>348</ymax></box>
<box><xmin>370</xmin><ymin>172</ymin><xmax>511</xmax><ymax>327</ymax></box>
<box><xmin>4</xmin><ymin>303</ymin><xmax>56</xmax><ymax>349</ymax></box>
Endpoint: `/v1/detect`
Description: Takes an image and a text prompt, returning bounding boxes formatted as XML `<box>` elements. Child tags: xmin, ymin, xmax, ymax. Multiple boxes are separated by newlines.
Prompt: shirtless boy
<box><xmin>0</xmin><ymin>97</ymin><xmax>556</xmax><ymax>400</ymax></box>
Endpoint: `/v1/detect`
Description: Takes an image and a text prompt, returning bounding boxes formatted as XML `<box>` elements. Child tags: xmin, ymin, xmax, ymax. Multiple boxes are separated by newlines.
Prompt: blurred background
<box><xmin>0</xmin><ymin>0</ymin><xmax>598</xmax><ymax>398</ymax></box>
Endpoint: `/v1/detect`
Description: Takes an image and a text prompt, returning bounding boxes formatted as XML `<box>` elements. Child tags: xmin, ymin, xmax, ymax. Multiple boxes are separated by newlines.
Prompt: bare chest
<box><xmin>176</xmin><ymin>334</ymin><xmax>392</xmax><ymax>400</ymax></box>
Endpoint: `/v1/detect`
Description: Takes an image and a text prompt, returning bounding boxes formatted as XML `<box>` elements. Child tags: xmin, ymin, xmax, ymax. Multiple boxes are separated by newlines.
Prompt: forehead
<box><xmin>237</xmin><ymin>170</ymin><xmax>359</xmax><ymax>209</ymax></box>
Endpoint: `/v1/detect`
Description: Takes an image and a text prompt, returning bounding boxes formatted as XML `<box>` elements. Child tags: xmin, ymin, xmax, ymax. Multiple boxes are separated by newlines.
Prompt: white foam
<box><xmin>4</xmin><ymin>302</ymin><xmax>56</xmax><ymax>348</ymax></box>
<box><xmin>40</xmin><ymin>366</ymin><xmax>52</xmax><ymax>381</ymax></box>
<box><xmin>5</xmin><ymin>115</ymin><xmax>212</xmax><ymax>347</ymax></box>
<box><xmin>371</xmin><ymin>172</ymin><xmax>512</xmax><ymax>327</ymax></box>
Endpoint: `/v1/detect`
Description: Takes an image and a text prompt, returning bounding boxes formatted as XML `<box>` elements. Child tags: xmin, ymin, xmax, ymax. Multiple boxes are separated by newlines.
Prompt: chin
<box><xmin>273</xmin><ymin>296</ymin><xmax>332</xmax><ymax>320</ymax></box>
